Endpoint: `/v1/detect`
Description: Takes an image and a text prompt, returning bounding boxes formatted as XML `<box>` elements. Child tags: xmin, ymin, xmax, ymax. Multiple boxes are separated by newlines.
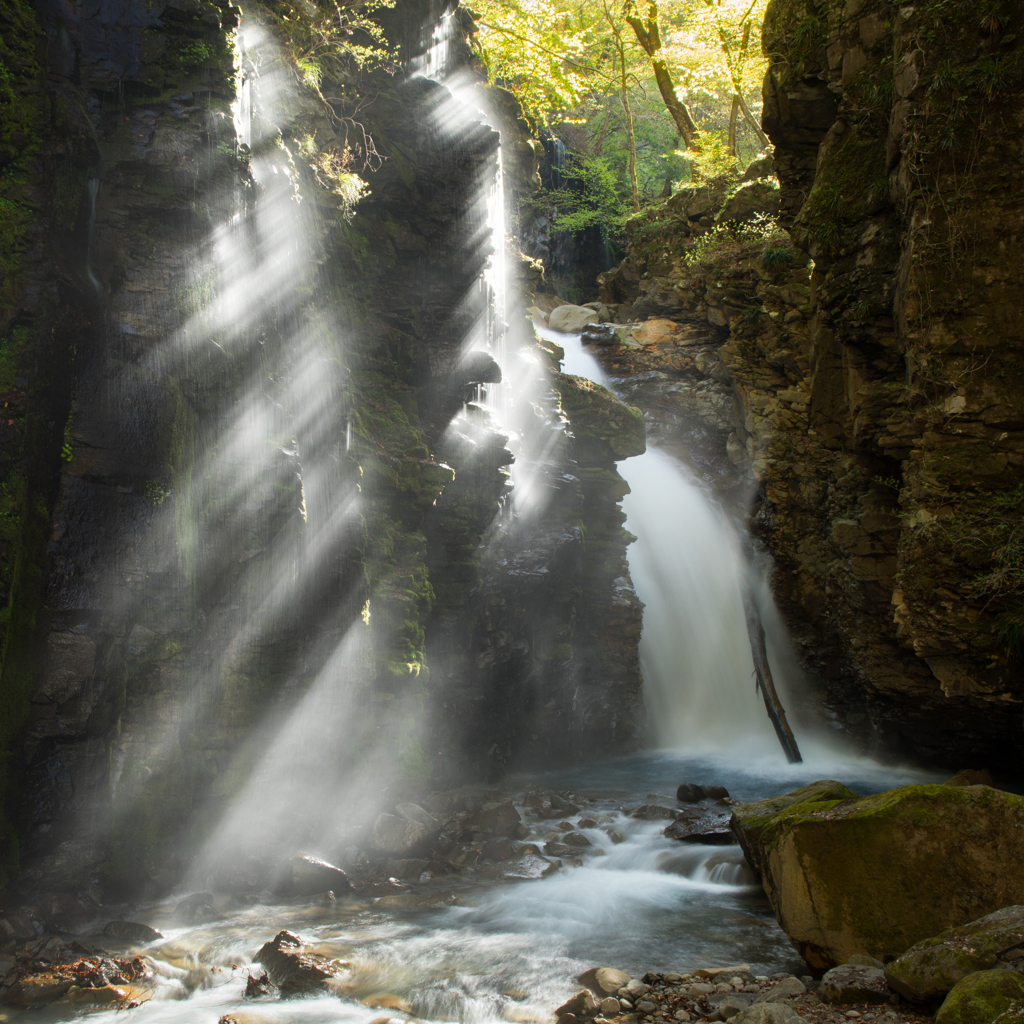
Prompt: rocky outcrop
<box><xmin>585</xmin><ymin>0</ymin><xmax>1024</xmax><ymax>769</ymax></box>
<box><xmin>885</xmin><ymin>906</ymin><xmax>1024</xmax><ymax>1004</ymax></box>
<box><xmin>731</xmin><ymin>782</ymin><xmax>1024</xmax><ymax>970</ymax></box>
<box><xmin>0</xmin><ymin>0</ymin><xmax>647</xmax><ymax>900</ymax></box>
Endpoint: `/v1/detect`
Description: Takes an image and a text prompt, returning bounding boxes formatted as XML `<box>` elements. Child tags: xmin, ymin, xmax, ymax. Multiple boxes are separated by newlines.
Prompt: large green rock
<box><xmin>885</xmin><ymin>907</ymin><xmax>1024</xmax><ymax>1003</ymax></box>
<box><xmin>554</xmin><ymin>374</ymin><xmax>646</xmax><ymax>466</ymax></box>
<box><xmin>730</xmin><ymin>783</ymin><xmax>1024</xmax><ymax>971</ymax></box>
<box><xmin>935</xmin><ymin>971</ymin><xmax>1024</xmax><ymax>1024</ymax></box>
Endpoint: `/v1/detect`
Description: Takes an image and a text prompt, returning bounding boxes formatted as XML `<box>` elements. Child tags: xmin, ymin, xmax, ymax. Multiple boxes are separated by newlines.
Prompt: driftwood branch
<box><xmin>742</xmin><ymin>594</ymin><xmax>802</xmax><ymax>763</ymax></box>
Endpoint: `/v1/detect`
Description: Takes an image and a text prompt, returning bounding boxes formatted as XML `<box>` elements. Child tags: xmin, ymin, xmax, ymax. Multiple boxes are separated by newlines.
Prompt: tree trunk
<box><xmin>728</xmin><ymin>94</ymin><xmax>739</xmax><ymax>156</ymax></box>
<box><xmin>610</xmin><ymin>21</ymin><xmax>640</xmax><ymax>209</ymax></box>
<box><xmin>737</xmin><ymin>92</ymin><xmax>771</xmax><ymax>150</ymax></box>
<box><xmin>624</xmin><ymin>0</ymin><xmax>699</xmax><ymax>148</ymax></box>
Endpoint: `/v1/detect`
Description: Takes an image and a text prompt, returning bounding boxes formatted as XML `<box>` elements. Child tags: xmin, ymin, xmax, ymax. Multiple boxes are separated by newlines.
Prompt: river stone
<box><xmin>819</xmin><ymin>965</ymin><xmax>890</xmax><ymax>1005</ymax></box>
<box><xmin>678</xmin><ymin>783</ymin><xmax>706</xmax><ymax>802</ymax></box>
<box><xmin>632</xmin><ymin>804</ymin><xmax>680</xmax><ymax>820</ymax></box>
<box><xmin>58</xmin><ymin>984</ymin><xmax>127</xmax><ymax>1004</ymax></box>
<box><xmin>465</xmin><ymin>802</ymin><xmax>521</xmax><ymax>837</ymax></box>
<box><xmin>174</xmin><ymin>892</ymin><xmax>221</xmax><ymax>924</ymax></box>
<box><xmin>756</xmin><ymin>977</ymin><xmax>806</xmax><ymax>1002</ymax></box>
<box><xmin>885</xmin><ymin>906</ymin><xmax>1024</xmax><ymax>1003</ymax></box>
<box><xmin>847</xmin><ymin>955</ymin><xmax>885</xmax><ymax>969</ymax></box>
<box><xmin>557</xmin><ymin>990</ymin><xmax>600</xmax><ymax>1017</ymax></box>
<box><xmin>371</xmin><ymin>813</ymin><xmax>433</xmax><ymax>855</ymax></box>
<box><xmin>732</xmin><ymin>1004</ymin><xmax>809</xmax><ymax>1024</ymax></box>
<box><xmin>102</xmin><ymin>920</ymin><xmax>164</xmax><ymax>942</ymax></box>
<box><xmin>579</xmin><ymin>967</ymin><xmax>632</xmax><ymax>996</ymax></box>
<box><xmin>731</xmin><ymin>783</ymin><xmax>1024</xmax><ymax>970</ymax></box>
<box><xmin>254</xmin><ymin>930</ymin><xmax>350</xmax><ymax>995</ymax></box>
<box><xmin>6</xmin><ymin>974</ymin><xmax>74</xmax><ymax>1004</ymax></box>
<box><xmin>718</xmin><ymin>995</ymin><xmax>755</xmax><ymax>1018</ymax></box>
<box><xmin>498</xmin><ymin>850</ymin><xmax>559</xmax><ymax>880</ymax></box>
<box><xmin>548</xmin><ymin>304</ymin><xmax>600</xmax><ymax>333</ymax></box>
<box><xmin>273</xmin><ymin>854</ymin><xmax>353</xmax><ymax>898</ymax></box>
<box><xmin>395</xmin><ymin>802</ymin><xmax>439</xmax><ymax>829</ymax></box>
<box><xmin>935</xmin><ymin>970</ymin><xmax>1024</xmax><ymax>1024</ymax></box>
<box><xmin>563</xmin><ymin>831</ymin><xmax>592</xmax><ymax>847</ymax></box>
<box><xmin>601</xmin><ymin>997</ymin><xmax>622</xmax><ymax>1015</ymax></box>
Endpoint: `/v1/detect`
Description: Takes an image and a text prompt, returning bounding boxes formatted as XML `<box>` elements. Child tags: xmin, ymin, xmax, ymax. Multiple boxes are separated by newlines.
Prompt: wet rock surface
<box><xmin>731</xmin><ymin>783</ymin><xmax>1024</xmax><ymax>971</ymax></box>
<box><xmin>551</xmin><ymin>967</ymin><xmax>931</xmax><ymax>1024</ymax></box>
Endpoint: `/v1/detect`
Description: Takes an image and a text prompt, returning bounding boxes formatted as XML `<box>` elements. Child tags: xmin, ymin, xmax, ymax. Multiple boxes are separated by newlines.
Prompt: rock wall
<box><xmin>0</xmin><ymin>0</ymin><xmax>646</xmax><ymax>897</ymax></box>
<box><xmin>590</xmin><ymin>0</ymin><xmax>1024</xmax><ymax>770</ymax></box>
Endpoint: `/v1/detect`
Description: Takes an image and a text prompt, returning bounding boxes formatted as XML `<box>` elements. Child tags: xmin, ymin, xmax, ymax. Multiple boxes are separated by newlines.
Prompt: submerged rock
<box><xmin>272</xmin><ymin>854</ymin><xmax>352</xmax><ymax>898</ymax></box>
<box><xmin>495</xmin><ymin>850</ymin><xmax>559</xmax><ymax>880</ymax></box>
<box><xmin>885</xmin><ymin>906</ymin><xmax>1024</xmax><ymax>1003</ymax></box>
<box><xmin>731</xmin><ymin>782</ymin><xmax>1024</xmax><ymax>970</ymax></box>
<box><xmin>173</xmin><ymin>892</ymin><xmax>221</xmax><ymax>924</ymax></box>
<box><xmin>253</xmin><ymin>929</ymin><xmax>351</xmax><ymax>996</ymax></box>
<box><xmin>102</xmin><ymin>920</ymin><xmax>163</xmax><ymax>943</ymax></box>
<box><xmin>465</xmin><ymin>802</ymin><xmax>521</xmax><ymax>837</ymax></box>
<box><xmin>6</xmin><ymin>974</ymin><xmax>73</xmax><ymax>1005</ymax></box>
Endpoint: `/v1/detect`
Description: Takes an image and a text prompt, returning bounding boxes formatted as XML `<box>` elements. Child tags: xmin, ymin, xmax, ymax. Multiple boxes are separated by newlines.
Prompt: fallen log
<box><xmin>742</xmin><ymin>594</ymin><xmax>802</xmax><ymax>763</ymax></box>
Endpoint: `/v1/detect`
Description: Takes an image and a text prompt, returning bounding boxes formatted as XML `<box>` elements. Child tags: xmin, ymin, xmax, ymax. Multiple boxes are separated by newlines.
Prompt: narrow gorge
<box><xmin>0</xmin><ymin>0</ymin><xmax>1021</xmax><ymax>1015</ymax></box>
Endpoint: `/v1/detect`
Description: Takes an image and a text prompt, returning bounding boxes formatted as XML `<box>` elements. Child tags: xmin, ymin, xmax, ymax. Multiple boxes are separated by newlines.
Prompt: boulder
<box><xmin>173</xmin><ymin>892</ymin><xmax>221</xmax><ymax>924</ymax></box>
<box><xmin>497</xmin><ymin>850</ymin><xmax>559</xmax><ymax>880</ymax></box>
<box><xmin>395</xmin><ymin>802</ymin><xmax>439</xmax><ymax>829</ymax></box>
<box><xmin>6</xmin><ymin>974</ymin><xmax>73</xmax><ymax>1005</ymax></box>
<box><xmin>632</xmin><ymin>804</ymin><xmax>680</xmax><ymax>820</ymax></box>
<box><xmin>677</xmin><ymin>783</ymin><xmax>706</xmax><ymax>802</ymax></box>
<box><xmin>556</xmin><ymin>990</ymin><xmax>599</xmax><ymax>1018</ymax></box>
<box><xmin>102</xmin><ymin>920</ymin><xmax>164</xmax><ymax>942</ymax></box>
<box><xmin>578</xmin><ymin>967</ymin><xmax>632</xmax><ymax>996</ymax></box>
<box><xmin>756</xmin><ymin>977</ymin><xmax>806</xmax><ymax>1002</ymax></box>
<box><xmin>731</xmin><ymin>783</ymin><xmax>1024</xmax><ymax>970</ymax></box>
<box><xmin>272</xmin><ymin>854</ymin><xmax>353</xmax><ymax>898</ymax></box>
<box><xmin>548</xmin><ymin>304</ymin><xmax>600</xmax><ymax>333</ymax></box>
<box><xmin>885</xmin><ymin>906</ymin><xmax>1024</xmax><ymax>1003</ymax></box>
<box><xmin>935</xmin><ymin>970</ymin><xmax>1024</xmax><ymax>1024</ymax></box>
<box><xmin>819</xmin><ymin>965</ymin><xmax>890</xmax><ymax>1005</ymax></box>
<box><xmin>370</xmin><ymin>813</ymin><xmax>433</xmax><ymax>855</ymax></box>
<box><xmin>718</xmin><ymin>995</ymin><xmax>755</xmax><ymax>1018</ymax></box>
<box><xmin>554</xmin><ymin>374</ymin><xmax>646</xmax><ymax>465</ymax></box>
<box><xmin>944</xmin><ymin>769</ymin><xmax>994</xmax><ymax>788</ymax></box>
<box><xmin>465</xmin><ymin>802</ymin><xmax>521</xmax><ymax>837</ymax></box>
<box><xmin>731</xmin><ymin>1004</ymin><xmax>809</xmax><ymax>1024</ymax></box>
<box><xmin>254</xmin><ymin>929</ymin><xmax>351</xmax><ymax>995</ymax></box>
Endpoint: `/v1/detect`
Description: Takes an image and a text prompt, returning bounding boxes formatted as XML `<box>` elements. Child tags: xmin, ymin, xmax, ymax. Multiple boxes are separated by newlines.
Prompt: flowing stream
<box><xmin>16</xmin><ymin>752</ymin><xmax>938</xmax><ymax>1024</ymax></box>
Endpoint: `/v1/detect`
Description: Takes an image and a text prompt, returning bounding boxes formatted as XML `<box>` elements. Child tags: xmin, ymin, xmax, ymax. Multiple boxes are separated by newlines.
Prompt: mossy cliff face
<box><xmin>731</xmin><ymin>783</ymin><xmax>1024</xmax><ymax>970</ymax></box>
<box><xmin>594</xmin><ymin>0</ymin><xmax>1024</xmax><ymax>769</ymax></box>
<box><xmin>752</xmin><ymin>0</ymin><xmax>1024</xmax><ymax>765</ymax></box>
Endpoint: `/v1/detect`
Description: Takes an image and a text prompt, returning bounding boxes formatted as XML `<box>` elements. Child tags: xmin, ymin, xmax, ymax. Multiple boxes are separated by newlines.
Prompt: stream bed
<box><xmin>5</xmin><ymin>750</ymin><xmax>940</xmax><ymax>1024</ymax></box>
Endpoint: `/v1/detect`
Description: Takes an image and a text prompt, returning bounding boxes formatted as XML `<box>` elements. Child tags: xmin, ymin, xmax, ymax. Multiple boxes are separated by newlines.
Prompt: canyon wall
<box><xmin>596</xmin><ymin>0</ymin><xmax>1024</xmax><ymax>767</ymax></box>
<box><xmin>0</xmin><ymin>0</ymin><xmax>643</xmax><ymax>896</ymax></box>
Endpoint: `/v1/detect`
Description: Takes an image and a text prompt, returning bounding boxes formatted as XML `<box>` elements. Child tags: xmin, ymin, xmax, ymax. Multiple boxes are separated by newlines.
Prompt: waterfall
<box><xmin>555</xmin><ymin>328</ymin><xmax>801</xmax><ymax>755</ymax></box>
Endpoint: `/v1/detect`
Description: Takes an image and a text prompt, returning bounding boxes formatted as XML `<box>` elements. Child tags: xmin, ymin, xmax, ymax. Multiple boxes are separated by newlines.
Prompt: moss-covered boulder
<box><xmin>885</xmin><ymin>907</ymin><xmax>1024</xmax><ymax>1004</ymax></box>
<box><xmin>555</xmin><ymin>374</ymin><xmax>646</xmax><ymax>466</ymax></box>
<box><xmin>935</xmin><ymin>971</ymin><xmax>1024</xmax><ymax>1024</ymax></box>
<box><xmin>730</xmin><ymin>783</ymin><xmax>1024</xmax><ymax>971</ymax></box>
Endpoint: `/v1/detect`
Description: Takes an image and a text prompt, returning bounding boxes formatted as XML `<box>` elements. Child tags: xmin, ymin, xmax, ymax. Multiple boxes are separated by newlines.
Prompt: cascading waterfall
<box><xmin>555</xmin><ymin>329</ymin><xmax>801</xmax><ymax>754</ymax></box>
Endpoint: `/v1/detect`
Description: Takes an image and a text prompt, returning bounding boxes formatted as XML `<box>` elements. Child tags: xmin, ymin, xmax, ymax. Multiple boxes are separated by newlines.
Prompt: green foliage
<box><xmin>537</xmin><ymin>153</ymin><xmax>634</xmax><ymax>240</ymax></box>
<box><xmin>676</xmin><ymin>128</ymin><xmax>739</xmax><ymax>183</ymax></box>
<box><xmin>684</xmin><ymin>211</ymin><xmax>784</xmax><ymax>268</ymax></box>
<box><xmin>904</xmin><ymin>485</ymin><xmax>1024</xmax><ymax>600</ymax></box>
<box><xmin>760</xmin><ymin>243</ymin><xmax>794</xmax><ymax>269</ymax></box>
